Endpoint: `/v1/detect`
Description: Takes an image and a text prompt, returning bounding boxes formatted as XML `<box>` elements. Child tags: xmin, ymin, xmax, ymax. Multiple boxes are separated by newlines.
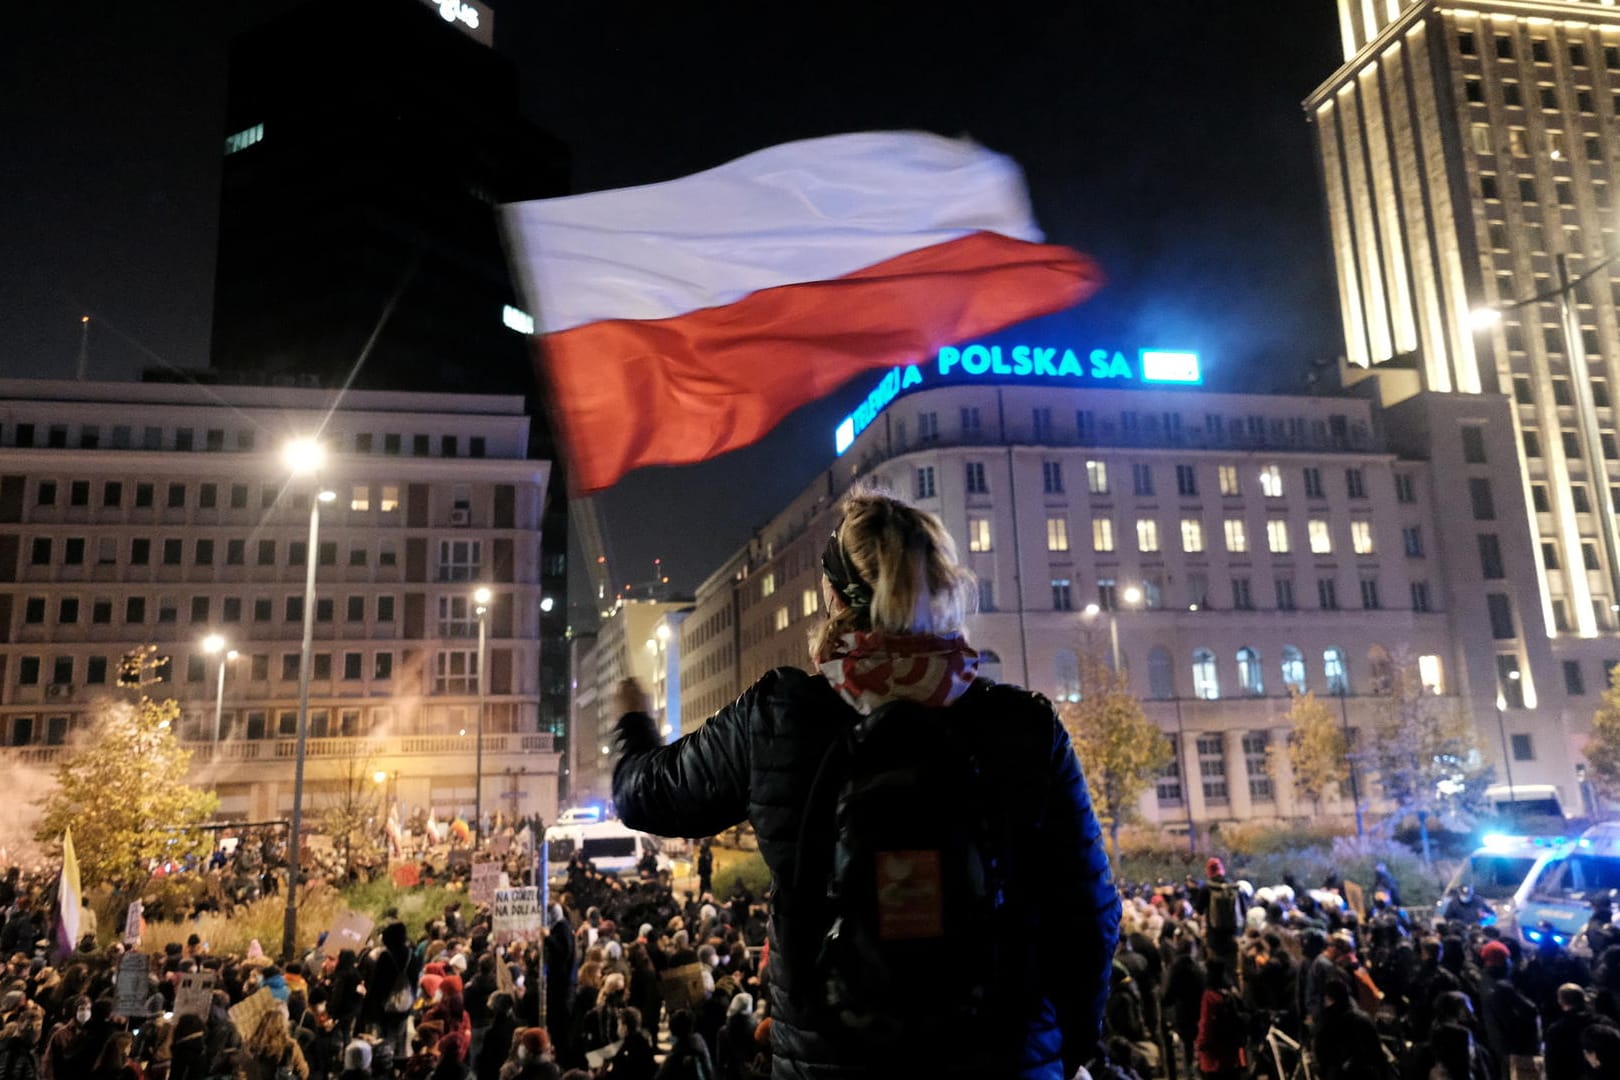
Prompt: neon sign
<box><xmin>834</xmin><ymin>345</ymin><xmax>1201</xmax><ymax>454</ymax></box>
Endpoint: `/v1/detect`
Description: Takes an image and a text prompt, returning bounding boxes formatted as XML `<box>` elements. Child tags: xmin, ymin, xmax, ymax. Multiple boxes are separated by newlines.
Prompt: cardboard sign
<box><xmin>470</xmin><ymin>861</ymin><xmax>507</xmax><ymax>906</ymax></box>
<box><xmin>174</xmin><ymin>971</ymin><xmax>217</xmax><ymax>1019</ymax></box>
<box><xmin>448</xmin><ymin>848</ymin><xmax>472</xmax><ymax>871</ymax></box>
<box><xmin>228</xmin><ymin>987</ymin><xmax>278</xmax><ymax>1038</ymax></box>
<box><xmin>489</xmin><ymin>833</ymin><xmax>513</xmax><ymax>856</ymax></box>
<box><xmin>492</xmin><ymin>887</ymin><xmax>542</xmax><ymax>945</ymax></box>
<box><xmin>116</xmin><ymin>951</ymin><xmax>150</xmax><ymax>1017</ymax></box>
<box><xmin>659</xmin><ymin>962</ymin><xmax>706</xmax><ymax>1014</ymax></box>
<box><xmin>1345</xmin><ymin>879</ymin><xmax>1367</xmax><ymax>917</ymax></box>
<box><xmin>326</xmin><ymin>912</ymin><xmax>374</xmax><ymax>954</ymax></box>
<box><xmin>392</xmin><ymin>864</ymin><xmax>420</xmax><ymax>888</ymax></box>
<box><xmin>495</xmin><ymin>949</ymin><xmax>516</xmax><ymax>995</ymax></box>
<box><xmin>123</xmin><ymin>900</ymin><xmax>144</xmax><ymax>946</ymax></box>
<box><xmin>875</xmin><ymin>850</ymin><xmax>944</xmax><ymax>940</ymax></box>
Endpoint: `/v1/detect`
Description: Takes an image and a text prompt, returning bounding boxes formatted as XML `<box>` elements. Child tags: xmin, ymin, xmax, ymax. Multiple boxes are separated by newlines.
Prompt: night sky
<box><xmin>1</xmin><ymin>2</ymin><xmax>1348</xmax><ymax>618</ymax></box>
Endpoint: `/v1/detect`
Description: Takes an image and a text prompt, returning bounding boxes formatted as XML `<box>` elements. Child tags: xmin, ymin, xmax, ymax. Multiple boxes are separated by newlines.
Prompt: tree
<box><xmin>1364</xmin><ymin>651</ymin><xmax>1487</xmax><ymax>864</ymax></box>
<box><xmin>320</xmin><ymin>742</ymin><xmax>386</xmax><ymax>882</ymax></box>
<box><xmin>1584</xmin><ymin>663</ymin><xmax>1620</xmax><ymax>805</ymax></box>
<box><xmin>36</xmin><ymin>649</ymin><xmax>218</xmax><ymax>888</ymax></box>
<box><xmin>1277</xmin><ymin>690</ymin><xmax>1349</xmax><ymax>815</ymax></box>
<box><xmin>1058</xmin><ymin>651</ymin><xmax>1173</xmax><ymax>856</ymax></box>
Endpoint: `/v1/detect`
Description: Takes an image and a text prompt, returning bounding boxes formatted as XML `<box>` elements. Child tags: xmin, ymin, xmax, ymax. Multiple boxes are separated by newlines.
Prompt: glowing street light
<box><xmin>201</xmin><ymin>634</ymin><xmax>236</xmax><ymax>743</ymax></box>
<box><xmin>281</xmin><ymin>436</ymin><xmax>327</xmax><ymax>475</ymax></box>
<box><xmin>1467</xmin><ymin>306</ymin><xmax>1504</xmax><ymax>330</ymax></box>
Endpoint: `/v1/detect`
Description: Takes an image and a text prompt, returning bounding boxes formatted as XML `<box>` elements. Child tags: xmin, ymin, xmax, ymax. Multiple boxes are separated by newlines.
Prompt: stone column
<box><xmin>1270</xmin><ymin>725</ymin><xmax>1299</xmax><ymax>818</ymax></box>
<box><xmin>1181</xmin><ymin>726</ymin><xmax>1208</xmax><ymax>826</ymax></box>
<box><xmin>1225</xmin><ymin>728</ymin><xmax>1254</xmax><ymax>821</ymax></box>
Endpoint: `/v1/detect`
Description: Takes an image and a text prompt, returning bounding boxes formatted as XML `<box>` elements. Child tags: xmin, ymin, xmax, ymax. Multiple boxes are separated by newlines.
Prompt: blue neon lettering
<box><xmin>938</xmin><ymin>346</ymin><xmax>961</xmax><ymax>374</ymax></box>
<box><xmin>1011</xmin><ymin>345</ymin><xmax>1031</xmax><ymax>374</ymax></box>
<box><xmin>1033</xmin><ymin>347</ymin><xmax>1057</xmax><ymax>376</ymax></box>
<box><xmin>901</xmin><ymin>364</ymin><xmax>924</xmax><ymax>388</ymax></box>
<box><xmin>962</xmin><ymin>345</ymin><xmax>992</xmax><ymax>374</ymax></box>
<box><xmin>1058</xmin><ymin>349</ymin><xmax>1084</xmax><ymax>376</ymax></box>
<box><xmin>991</xmin><ymin>346</ymin><xmax>1011</xmax><ymax>375</ymax></box>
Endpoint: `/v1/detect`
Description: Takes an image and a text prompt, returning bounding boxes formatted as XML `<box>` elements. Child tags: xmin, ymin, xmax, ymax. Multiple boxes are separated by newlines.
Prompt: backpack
<box><xmin>1216</xmin><ymin>988</ymin><xmax>1249</xmax><ymax>1036</ymax></box>
<box><xmin>1205</xmin><ymin>881</ymin><xmax>1242</xmax><ymax>933</ymax></box>
<box><xmin>805</xmin><ymin>687</ymin><xmax>1018</xmax><ymax>1044</ymax></box>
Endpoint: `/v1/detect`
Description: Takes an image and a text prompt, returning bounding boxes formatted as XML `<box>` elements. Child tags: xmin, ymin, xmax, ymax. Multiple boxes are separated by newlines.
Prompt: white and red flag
<box><xmin>503</xmin><ymin>131</ymin><xmax>1103</xmax><ymax>494</ymax></box>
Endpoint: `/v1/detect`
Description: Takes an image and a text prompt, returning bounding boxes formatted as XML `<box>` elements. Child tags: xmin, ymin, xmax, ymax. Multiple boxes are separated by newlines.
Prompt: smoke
<box><xmin>0</xmin><ymin>762</ymin><xmax>56</xmax><ymax>869</ymax></box>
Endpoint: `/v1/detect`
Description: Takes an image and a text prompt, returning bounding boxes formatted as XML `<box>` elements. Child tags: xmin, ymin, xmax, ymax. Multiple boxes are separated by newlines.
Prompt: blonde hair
<box><xmin>813</xmin><ymin>488</ymin><xmax>976</xmax><ymax>657</ymax></box>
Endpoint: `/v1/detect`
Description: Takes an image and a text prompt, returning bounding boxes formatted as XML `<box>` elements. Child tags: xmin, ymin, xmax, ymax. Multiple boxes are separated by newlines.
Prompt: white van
<box><xmin>544</xmin><ymin>818</ymin><xmax>670</xmax><ymax>877</ymax></box>
<box><xmin>1482</xmin><ymin>783</ymin><xmax>1572</xmax><ymax>822</ymax></box>
<box><xmin>1500</xmin><ymin>828</ymin><xmax>1620</xmax><ymax>955</ymax></box>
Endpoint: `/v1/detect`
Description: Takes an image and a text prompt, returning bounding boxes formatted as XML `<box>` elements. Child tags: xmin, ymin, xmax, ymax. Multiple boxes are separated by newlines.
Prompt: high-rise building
<box><xmin>206</xmin><ymin>0</ymin><xmax>576</xmax><ymax>773</ymax></box>
<box><xmin>1309</xmin><ymin>2</ymin><xmax>1620</xmax><ymax>639</ymax></box>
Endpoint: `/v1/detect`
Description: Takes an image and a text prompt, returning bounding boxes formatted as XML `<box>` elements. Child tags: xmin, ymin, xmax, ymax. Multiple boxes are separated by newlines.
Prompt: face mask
<box><xmin>76</xmin><ymin>1009</ymin><xmax>91</xmax><ymax>1024</ymax></box>
<box><xmin>517</xmin><ymin>1047</ymin><xmax>531</xmax><ymax>1063</ymax></box>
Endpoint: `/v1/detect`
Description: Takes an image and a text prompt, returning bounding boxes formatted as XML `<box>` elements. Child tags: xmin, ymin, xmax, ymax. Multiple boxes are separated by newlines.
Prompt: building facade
<box><xmin>0</xmin><ymin>379</ymin><xmax>561</xmax><ymax>832</ymax></box>
<box><xmin>677</xmin><ymin>357</ymin><xmax>1592</xmax><ymax>831</ymax></box>
<box><xmin>1309</xmin><ymin>1</ymin><xmax>1620</xmax><ymax>651</ymax></box>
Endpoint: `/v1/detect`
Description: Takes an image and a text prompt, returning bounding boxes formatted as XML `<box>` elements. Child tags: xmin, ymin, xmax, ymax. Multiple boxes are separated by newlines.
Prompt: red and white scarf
<box><xmin>815</xmin><ymin>630</ymin><xmax>980</xmax><ymax>715</ymax></box>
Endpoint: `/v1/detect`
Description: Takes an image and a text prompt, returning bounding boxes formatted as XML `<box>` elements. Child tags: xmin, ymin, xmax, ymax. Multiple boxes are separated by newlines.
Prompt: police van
<box><xmin>544</xmin><ymin>817</ymin><xmax>671</xmax><ymax>877</ymax></box>
<box><xmin>1498</xmin><ymin>825</ymin><xmax>1620</xmax><ymax>954</ymax></box>
<box><xmin>1445</xmin><ymin>834</ymin><xmax>1557</xmax><ymax>936</ymax></box>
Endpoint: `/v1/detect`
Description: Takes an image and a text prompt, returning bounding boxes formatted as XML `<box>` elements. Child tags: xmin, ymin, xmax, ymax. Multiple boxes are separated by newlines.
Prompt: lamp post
<box><xmin>1336</xmin><ymin>676</ymin><xmax>1366</xmax><ymax>841</ymax></box>
<box><xmin>474</xmin><ymin>586</ymin><xmax>491</xmax><ymax>846</ymax></box>
<box><xmin>201</xmin><ymin>634</ymin><xmax>238</xmax><ymax>743</ymax></box>
<box><xmin>280</xmin><ymin>436</ymin><xmax>334</xmax><ymax>960</ymax></box>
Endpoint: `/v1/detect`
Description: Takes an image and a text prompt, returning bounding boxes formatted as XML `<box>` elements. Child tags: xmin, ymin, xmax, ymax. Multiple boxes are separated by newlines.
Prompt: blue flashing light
<box><xmin>1481</xmin><ymin>832</ymin><xmax>1513</xmax><ymax>851</ymax></box>
<box><xmin>1580</xmin><ymin>837</ymin><xmax>1593</xmax><ymax>848</ymax></box>
<box><xmin>1140</xmin><ymin>349</ymin><xmax>1203</xmax><ymax>384</ymax></box>
<box><xmin>1481</xmin><ymin>911</ymin><xmax>1498</xmax><ymax>927</ymax></box>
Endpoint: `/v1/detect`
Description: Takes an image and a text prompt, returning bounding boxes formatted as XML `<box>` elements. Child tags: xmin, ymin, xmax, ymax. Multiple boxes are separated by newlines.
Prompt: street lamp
<box><xmin>201</xmin><ymin>634</ymin><xmax>238</xmax><ymax>742</ymax></box>
<box><xmin>473</xmin><ymin>586</ymin><xmax>492</xmax><ymax>845</ymax></box>
<box><xmin>280</xmin><ymin>436</ymin><xmax>334</xmax><ymax>960</ymax></box>
<box><xmin>1336</xmin><ymin>674</ymin><xmax>1366</xmax><ymax>841</ymax></box>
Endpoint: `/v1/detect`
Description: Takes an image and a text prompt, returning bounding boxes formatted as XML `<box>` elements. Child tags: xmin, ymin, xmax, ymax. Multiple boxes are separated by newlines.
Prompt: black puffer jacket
<box><xmin>613</xmin><ymin>666</ymin><xmax>1119</xmax><ymax>1079</ymax></box>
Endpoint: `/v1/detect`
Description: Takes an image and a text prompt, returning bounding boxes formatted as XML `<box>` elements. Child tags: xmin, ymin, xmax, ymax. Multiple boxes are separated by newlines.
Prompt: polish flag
<box><xmin>503</xmin><ymin>132</ymin><xmax>1103</xmax><ymax>494</ymax></box>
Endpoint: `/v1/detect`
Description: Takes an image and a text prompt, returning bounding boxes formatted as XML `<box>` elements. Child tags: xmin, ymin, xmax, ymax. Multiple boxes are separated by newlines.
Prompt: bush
<box><xmin>340</xmin><ymin>879</ymin><xmax>468</xmax><ymax>942</ymax></box>
<box><xmin>139</xmin><ymin>884</ymin><xmax>353</xmax><ymax>958</ymax></box>
<box><xmin>711</xmin><ymin>851</ymin><xmax>770</xmax><ymax>899</ymax></box>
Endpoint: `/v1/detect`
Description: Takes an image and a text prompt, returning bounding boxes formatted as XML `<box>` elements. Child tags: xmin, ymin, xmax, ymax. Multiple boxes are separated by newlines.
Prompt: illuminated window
<box><xmin>1266</xmin><ymin>519</ymin><xmax>1290</xmax><ymax>554</ymax></box>
<box><xmin>1418</xmin><ymin>654</ymin><xmax>1445</xmax><ymax>694</ymax></box>
<box><xmin>1046</xmin><ymin>516</ymin><xmax>1069</xmax><ymax>552</ymax></box>
<box><xmin>802</xmin><ymin>588</ymin><xmax>818</xmax><ymax>618</ymax></box>
<box><xmin>1191</xmin><ymin>649</ymin><xmax>1220</xmax><ymax>700</ymax></box>
<box><xmin>1259</xmin><ymin>464</ymin><xmax>1284</xmax><ymax>498</ymax></box>
<box><xmin>968</xmin><ymin>517</ymin><xmax>992</xmax><ymax>552</ymax></box>
<box><xmin>761</xmin><ymin>572</ymin><xmax>776</xmax><ymax>597</ymax></box>
<box><xmin>773</xmin><ymin>607</ymin><xmax>789</xmax><ymax>632</ymax></box>
<box><xmin>379</xmin><ymin>485</ymin><xmax>400</xmax><ymax>513</ymax></box>
<box><xmin>1218</xmin><ymin>465</ymin><xmax>1240</xmax><ymax>496</ymax></box>
<box><xmin>1086</xmin><ymin>460</ymin><xmax>1109</xmax><ymax>494</ymax></box>
<box><xmin>1308</xmin><ymin>519</ymin><xmax>1333</xmax><ymax>554</ymax></box>
<box><xmin>223</xmin><ymin>123</ymin><xmax>264</xmax><ymax>155</ymax></box>
<box><xmin>1181</xmin><ymin>518</ymin><xmax>1204</xmax><ymax>553</ymax></box>
<box><xmin>349</xmin><ymin>485</ymin><xmax>370</xmax><ymax>512</ymax></box>
<box><xmin>1324</xmin><ymin>647</ymin><xmax>1348</xmax><ymax>694</ymax></box>
<box><xmin>1280</xmin><ymin>646</ymin><xmax>1306</xmax><ymax>692</ymax></box>
<box><xmin>1092</xmin><ymin>518</ymin><xmax>1115</xmax><ymax>552</ymax></box>
<box><xmin>1224</xmin><ymin>517</ymin><xmax>1248</xmax><ymax>553</ymax></box>
<box><xmin>1351</xmin><ymin>520</ymin><xmax>1374</xmax><ymax>554</ymax></box>
<box><xmin>1237</xmin><ymin>647</ymin><xmax>1264</xmax><ymax>696</ymax></box>
<box><xmin>1136</xmin><ymin>518</ymin><xmax>1160</xmax><ymax>553</ymax></box>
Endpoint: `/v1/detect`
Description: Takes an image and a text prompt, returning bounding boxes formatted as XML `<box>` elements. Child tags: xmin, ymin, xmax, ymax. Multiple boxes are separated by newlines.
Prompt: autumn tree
<box><xmin>1058</xmin><ymin>651</ymin><xmax>1173</xmax><ymax>856</ymax></box>
<box><xmin>320</xmin><ymin>742</ymin><xmax>386</xmax><ymax>881</ymax></box>
<box><xmin>36</xmin><ymin>649</ymin><xmax>218</xmax><ymax>888</ymax></box>
<box><xmin>1365</xmin><ymin>651</ymin><xmax>1487</xmax><ymax>863</ymax></box>
<box><xmin>1584</xmin><ymin>663</ymin><xmax>1620</xmax><ymax>806</ymax></box>
<box><xmin>1277</xmin><ymin>690</ymin><xmax>1350</xmax><ymax>815</ymax></box>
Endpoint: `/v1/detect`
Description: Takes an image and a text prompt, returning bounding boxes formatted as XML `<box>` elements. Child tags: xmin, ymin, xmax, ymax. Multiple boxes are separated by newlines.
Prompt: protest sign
<box><xmin>326</xmin><ymin>912</ymin><xmax>374</xmax><ymax>954</ymax></box>
<box><xmin>490</xmin><ymin>832</ymin><xmax>512</xmax><ymax>856</ymax></box>
<box><xmin>492</xmin><ymin>886</ymin><xmax>542</xmax><ymax>945</ymax></box>
<box><xmin>174</xmin><ymin>971</ymin><xmax>217</xmax><ymax>1019</ymax></box>
<box><xmin>448</xmin><ymin>848</ymin><xmax>472</xmax><ymax>872</ymax></box>
<box><xmin>123</xmin><ymin>900</ymin><xmax>144</xmax><ymax>946</ymax></box>
<box><xmin>659</xmin><ymin>962</ymin><xmax>706</xmax><ymax>1014</ymax></box>
<box><xmin>470</xmin><ymin>861</ymin><xmax>507</xmax><ymax>906</ymax></box>
<box><xmin>116</xmin><ymin>951</ymin><xmax>150</xmax><ymax>1017</ymax></box>
<box><xmin>228</xmin><ymin>987</ymin><xmax>278</xmax><ymax>1038</ymax></box>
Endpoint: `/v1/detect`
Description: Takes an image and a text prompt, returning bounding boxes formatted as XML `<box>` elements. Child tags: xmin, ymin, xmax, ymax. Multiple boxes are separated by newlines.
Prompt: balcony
<box><xmin>0</xmin><ymin>731</ymin><xmax>556</xmax><ymax>768</ymax></box>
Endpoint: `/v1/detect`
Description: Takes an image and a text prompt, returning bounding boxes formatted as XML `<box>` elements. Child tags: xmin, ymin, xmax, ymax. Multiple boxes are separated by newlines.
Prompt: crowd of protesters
<box><xmin>0</xmin><ymin>837</ymin><xmax>777</xmax><ymax>1080</ymax></box>
<box><xmin>1097</xmin><ymin>856</ymin><xmax>1620</xmax><ymax>1080</ymax></box>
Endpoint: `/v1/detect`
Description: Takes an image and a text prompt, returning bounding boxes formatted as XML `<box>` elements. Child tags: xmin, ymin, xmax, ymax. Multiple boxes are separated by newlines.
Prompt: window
<box><xmin>135</xmin><ymin>481</ymin><xmax>154</xmax><ymax>508</ymax></box>
<box><xmin>1488</xmin><ymin>593</ymin><xmax>1516</xmax><ymax>639</ymax></box>
<box><xmin>1479</xmin><ymin>534</ymin><xmax>1505</xmax><ymax>579</ymax></box>
<box><xmin>1191</xmin><ymin>649</ymin><xmax>1219</xmax><ymax>699</ymax></box>
<box><xmin>1466</xmin><ymin>76</ymin><xmax>1484</xmax><ymax>103</ymax></box>
<box><xmin>773</xmin><ymin>607</ymin><xmax>789</xmax><ymax>632</ymax></box>
<box><xmin>1224</xmin><ymin>517</ymin><xmax>1248</xmax><ymax>553</ymax></box>
<box><xmin>1086</xmin><ymin>460</ymin><xmax>1109</xmax><ymax>494</ymax></box>
<box><xmin>965</xmin><ymin>461</ymin><xmax>988</xmax><ymax>495</ymax></box>
<box><xmin>914</xmin><ymin>466</ymin><xmax>936</xmax><ymax>499</ymax></box>
<box><xmin>285</xmin><ymin>596</ymin><xmax>303</xmax><ymax>622</ymax></box>
<box><xmin>1394</xmin><ymin>474</ymin><xmax>1416</xmax><ymax>503</ymax></box>
<box><xmin>1136</xmin><ymin>518</ymin><xmax>1160</xmax><ymax>553</ymax></box>
<box><xmin>917</xmin><ymin>411</ymin><xmax>939</xmax><ymax>442</ymax></box>
<box><xmin>1459</xmin><ymin>31</ymin><xmax>1476</xmax><ymax>55</ymax></box>
<box><xmin>1318</xmin><ymin>578</ymin><xmax>1339</xmax><ymax>610</ymax></box>
<box><xmin>1131</xmin><ymin>463</ymin><xmax>1154</xmax><ymax>496</ymax></box>
<box><xmin>190</xmin><ymin>596</ymin><xmax>210</xmax><ymax>624</ymax></box>
<box><xmin>125</xmin><ymin>597</ymin><xmax>145</xmax><ymax>624</ymax></box>
<box><xmin>223</xmin><ymin>597</ymin><xmax>241</xmax><ymax>622</ymax></box>
<box><xmin>1046</xmin><ymin>516</ymin><xmax>1069</xmax><ymax>552</ymax></box>
<box><xmin>165</xmin><ymin>483</ymin><xmax>185</xmax><ymax>509</ymax></box>
<box><xmin>1092</xmin><ymin>518</ymin><xmax>1115</xmax><ymax>552</ymax></box>
<box><xmin>438</xmin><ymin>540</ymin><xmax>482</xmax><ymax>582</ymax></box>
<box><xmin>1524</xmin><ymin>431</ymin><xmax>1543</xmax><ymax>458</ymax></box>
<box><xmin>30</xmin><ymin>538</ymin><xmax>51</xmax><ymax>565</ymax></box>
<box><xmin>1575</xmin><ymin>485</ymin><xmax>1593</xmax><ymax>513</ymax></box>
<box><xmin>1351</xmin><ymin>520</ymin><xmax>1374</xmax><ymax>555</ymax></box>
<box><xmin>1303</xmin><ymin>468</ymin><xmax>1324</xmax><ymax>499</ymax></box>
<box><xmin>412</xmin><ymin>434</ymin><xmax>430</xmax><ymax>456</ymax></box>
<box><xmin>1472</xmin><ymin>123</ymin><xmax>1493</xmax><ymax>154</ymax></box>
<box><xmin>1048</xmin><ymin>577</ymin><xmax>1073</xmax><ymax>611</ymax></box>
<box><xmin>1411</xmin><ymin>581</ymin><xmax>1432</xmax><ymax>612</ymax></box>
<box><xmin>1360</xmin><ymin>577</ymin><xmax>1381</xmax><ymax>610</ymax></box>
<box><xmin>961</xmin><ymin>407</ymin><xmax>982</xmax><ymax>437</ymax></box>
<box><xmin>1181</xmin><ymin>518</ymin><xmax>1204</xmax><ymax>553</ymax></box>
<box><xmin>1231</xmin><ymin>577</ymin><xmax>1254</xmax><ymax>610</ymax></box>
<box><xmin>1511</xmin><ymin>734</ymin><xmax>1535</xmax><ymax>762</ymax></box>
<box><xmin>1324</xmin><ymin>648</ymin><xmax>1348</xmax><ymax>694</ymax></box>
<box><xmin>91</xmin><ymin>598</ymin><xmax>111</xmax><ymax>624</ymax></box>
<box><xmin>1176</xmin><ymin>464</ymin><xmax>1198</xmax><ymax>496</ymax></box>
<box><xmin>67</xmin><ymin>480</ymin><xmax>88</xmax><ymax>507</ymax></box>
<box><xmin>1156</xmin><ymin>743</ymin><xmax>1184</xmax><ymax>807</ymax></box>
<box><xmin>1279</xmin><ymin>646</ymin><xmax>1306</xmax><ymax>693</ymax></box>
<box><xmin>161</xmin><ymin>538</ymin><xmax>182</xmax><ymax>565</ymax></box>
<box><xmin>227</xmin><ymin>539</ymin><xmax>245</xmax><ymax>565</ymax></box>
<box><xmin>288</xmin><ymin>541</ymin><xmax>306</xmax><ymax>566</ymax></box>
<box><xmin>1237</xmin><ymin>647</ymin><xmax>1264</xmax><ymax>695</ymax></box>
<box><xmin>36</xmin><ymin>481</ymin><xmax>57</xmax><ymax>507</ymax></box>
<box><xmin>1217</xmin><ymin>465</ymin><xmax>1240</xmax><ymax>496</ymax></box>
<box><xmin>375</xmin><ymin>653</ymin><xmax>394</xmax><ymax>680</ymax></box>
<box><xmin>379</xmin><ymin>540</ymin><xmax>397</xmax><ymax>568</ymax></box>
<box><xmin>1565</xmin><ymin>660</ymin><xmax>1587</xmax><ymax>696</ymax></box>
<box><xmin>802</xmin><ymin>587</ymin><xmax>818</xmax><ymax>618</ymax></box>
<box><xmin>1403</xmin><ymin>526</ymin><xmax>1424</xmax><ymax>557</ymax></box>
<box><xmin>1042</xmin><ymin>460</ymin><xmax>1063</xmax><ymax>494</ymax></box>
<box><xmin>1469</xmin><ymin>477</ymin><xmax>1496</xmax><ymax>519</ymax></box>
<box><xmin>1147</xmin><ymin>646</ymin><xmax>1174</xmax><ymax>699</ymax></box>
<box><xmin>195</xmin><ymin>539</ymin><xmax>214</xmax><ymax>566</ymax></box>
<box><xmin>377</xmin><ymin>595</ymin><xmax>395</xmax><ymax>622</ymax></box>
<box><xmin>1345</xmin><ymin>468</ymin><xmax>1366</xmax><ymax>499</ymax></box>
<box><xmin>967</xmin><ymin>517</ymin><xmax>992</xmax><ymax>552</ymax></box>
<box><xmin>1308</xmin><ymin>519</ymin><xmax>1332</xmax><ymax>555</ymax></box>
<box><xmin>1259</xmin><ymin>464</ymin><xmax>1284</xmax><ymax>498</ymax></box>
<box><xmin>17</xmin><ymin>658</ymin><xmax>39</xmax><ymax>686</ymax></box>
<box><xmin>343</xmin><ymin>653</ymin><xmax>363</xmax><ymax>681</ymax></box>
<box><xmin>1096</xmin><ymin>579</ymin><xmax>1118</xmax><ymax>611</ymax></box>
<box><xmin>1276</xmin><ymin>577</ymin><xmax>1296</xmax><ymax>610</ymax></box>
<box><xmin>1461</xmin><ymin>425</ymin><xmax>1487</xmax><ymax>463</ymax></box>
<box><xmin>319</xmin><ymin>541</ymin><xmax>337</xmax><ymax>566</ymax></box>
<box><xmin>438</xmin><ymin>595</ymin><xmax>478</xmax><ymax>637</ymax></box>
<box><xmin>1244</xmin><ymin>732</ymin><xmax>1274</xmax><ymax>801</ymax></box>
<box><xmin>23</xmin><ymin>597</ymin><xmax>44</xmax><ymax>624</ymax></box>
<box><xmin>1032</xmin><ymin>407</ymin><xmax>1053</xmax><ymax>440</ymax></box>
<box><xmin>1267</xmin><ymin>520</ymin><xmax>1290</xmax><ymax>554</ymax></box>
<box><xmin>350</xmin><ymin>485</ymin><xmax>370</xmax><ymax>512</ymax></box>
<box><xmin>1498</xmin><ymin>654</ymin><xmax>1526</xmax><ymax>707</ymax></box>
<box><xmin>102</xmin><ymin>481</ymin><xmax>123</xmax><ymax>508</ymax></box>
<box><xmin>253</xmin><ymin>598</ymin><xmax>271</xmax><ymax>622</ymax></box>
<box><xmin>348</xmin><ymin>546</ymin><xmax>366</xmax><ymax>567</ymax></box>
<box><xmin>1198</xmin><ymin>734</ymin><xmax>1229</xmax><ymax>804</ymax></box>
<box><xmin>976</xmin><ymin>578</ymin><xmax>995</xmax><ymax>612</ymax></box>
<box><xmin>312</xmin><ymin>654</ymin><xmax>332</xmax><ymax>680</ymax></box>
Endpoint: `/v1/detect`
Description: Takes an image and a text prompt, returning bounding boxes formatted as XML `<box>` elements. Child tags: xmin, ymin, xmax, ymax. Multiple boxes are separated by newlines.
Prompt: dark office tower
<box><xmin>211</xmin><ymin>0</ymin><xmax>576</xmax><ymax>771</ymax></box>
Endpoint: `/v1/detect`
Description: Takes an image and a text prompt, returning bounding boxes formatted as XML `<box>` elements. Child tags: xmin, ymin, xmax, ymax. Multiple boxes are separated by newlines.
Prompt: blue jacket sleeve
<box><xmin>610</xmin><ymin>682</ymin><xmax>754</xmax><ymax>840</ymax></box>
<box><xmin>1040</xmin><ymin>714</ymin><xmax>1122</xmax><ymax>1073</ymax></box>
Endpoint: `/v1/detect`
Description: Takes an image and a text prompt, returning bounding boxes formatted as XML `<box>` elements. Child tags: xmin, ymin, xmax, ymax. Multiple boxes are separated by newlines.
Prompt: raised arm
<box><xmin>611</xmin><ymin>677</ymin><xmax>755</xmax><ymax>840</ymax></box>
